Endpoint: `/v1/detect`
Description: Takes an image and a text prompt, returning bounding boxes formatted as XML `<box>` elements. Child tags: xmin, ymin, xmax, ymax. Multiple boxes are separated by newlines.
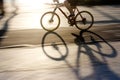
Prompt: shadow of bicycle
<box><xmin>41</xmin><ymin>30</ymin><xmax>119</xmax><ymax>80</ymax></box>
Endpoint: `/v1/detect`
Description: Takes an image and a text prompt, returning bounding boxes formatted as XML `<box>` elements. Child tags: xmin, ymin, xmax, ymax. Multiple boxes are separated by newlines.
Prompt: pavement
<box><xmin>0</xmin><ymin>3</ymin><xmax>120</xmax><ymax>80</ymax></box>
<box><xmin>0</xmin><ymin>40</ymin><xmax>120</xmax><ymax>80</ymax></box>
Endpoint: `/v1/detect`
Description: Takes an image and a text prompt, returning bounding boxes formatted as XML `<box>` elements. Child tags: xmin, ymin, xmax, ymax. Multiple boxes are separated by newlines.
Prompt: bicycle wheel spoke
<box><xmin>40</xmin><ymin>12</ymin><xmax>60</xmax><ymax>31</ymax></box>
<box><xmin>75</xmin><ymin>11</ymin><xmax>94</xmax><ymax>30</ymax></box>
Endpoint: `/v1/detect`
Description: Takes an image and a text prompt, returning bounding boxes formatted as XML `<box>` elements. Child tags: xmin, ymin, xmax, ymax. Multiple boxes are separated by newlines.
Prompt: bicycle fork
<box><xmin>49</xmin><ymin>6</ymin><xmax>58</xmax><ymax>22</ymax></box>
<box><xmin>76</xmin><ymin>8</ymin><xmax>87</xmax><ymax>25</ymax></box>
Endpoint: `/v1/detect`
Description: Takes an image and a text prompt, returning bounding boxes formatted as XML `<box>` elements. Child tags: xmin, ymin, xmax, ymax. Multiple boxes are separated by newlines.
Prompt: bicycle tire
<box><xmin>75</xmin><ymin>11</ymin><xmax>94</xmax><ymax>30</ymax></box>
<box><xmin>40</xmin><ymin>12</ymin><xmax>60</xmax><ymax>31</ymax></box>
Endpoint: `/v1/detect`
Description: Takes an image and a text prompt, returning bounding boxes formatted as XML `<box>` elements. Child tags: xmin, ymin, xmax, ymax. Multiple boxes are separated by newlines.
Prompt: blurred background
<box><xmin>0</xmin><ymin>0</ymin><xmax>120</xmax><ymax>15</ymax></box>
<box><xmin>77</xmin><ymin>0</ymin><xmax>120</xmax><ymax>5</ymax></box>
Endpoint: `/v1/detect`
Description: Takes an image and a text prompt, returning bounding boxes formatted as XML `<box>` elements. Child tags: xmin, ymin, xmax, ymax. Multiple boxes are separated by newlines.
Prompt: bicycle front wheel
<box><xmin>40</xmin><ymin>12</ymin><xmax>60</xmax><ymax>31</ymax></box>
<box><xmin>75</xmin><ymin>11</ymin><xmax>94</xmax><ymax>30</ymax></box>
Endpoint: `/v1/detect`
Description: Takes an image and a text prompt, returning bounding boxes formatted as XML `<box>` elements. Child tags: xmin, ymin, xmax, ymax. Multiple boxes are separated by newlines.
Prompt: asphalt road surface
<box><xmin>0</xmin><ymin>26</ymin><xmax>120</xmax><ymax>80</ymax></box>
<box><xmin>0</xmin><ymin>24</ymin><xmax>120</xmax><ymax>47</ymax></box>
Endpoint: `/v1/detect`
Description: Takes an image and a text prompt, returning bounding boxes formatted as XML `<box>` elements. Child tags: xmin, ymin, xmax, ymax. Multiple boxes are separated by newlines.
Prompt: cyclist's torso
<box><xmin>67</xmin><ymin>0</ymin><xmax>78</xmax><ymax>6</ymax></box>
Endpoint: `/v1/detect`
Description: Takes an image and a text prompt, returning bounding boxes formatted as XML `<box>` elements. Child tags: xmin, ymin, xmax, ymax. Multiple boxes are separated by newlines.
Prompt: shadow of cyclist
<box><xmin>71</xmin><ymin>30</ymin><xmax>119</xmax><ymax>80</ymax></box>
<box><xmin>0</xmin><ymin>0</ymin><xmax>18</xmax><ymax>46</ymax></box>
<box><xmin>41</xmin><ymin>30</ymin><xmax>119</xmax><ymax>80</ymax></box>
<box><xmin>0</xmin><ymin>0</ymin><xmax>5</xmax><ymax>19</ymax></box>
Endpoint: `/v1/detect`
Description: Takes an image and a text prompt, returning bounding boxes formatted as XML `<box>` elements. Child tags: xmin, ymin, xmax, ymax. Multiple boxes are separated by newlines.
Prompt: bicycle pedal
<box><xmin>69</xmin><ymin>23</ymin><xmax>74</xmax><ymax>26</ymax></box>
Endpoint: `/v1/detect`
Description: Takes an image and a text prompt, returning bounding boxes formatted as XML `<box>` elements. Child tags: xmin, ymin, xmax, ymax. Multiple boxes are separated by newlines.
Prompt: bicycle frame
<box><xmin>41</xmin><ymin>1</ymin><xmax>94</xmax><ymax>31</ymax></box>
<box><xmin>52</xmin><ymin>3</ymin><xmax>81</xmax><ymax>21</ymax></box>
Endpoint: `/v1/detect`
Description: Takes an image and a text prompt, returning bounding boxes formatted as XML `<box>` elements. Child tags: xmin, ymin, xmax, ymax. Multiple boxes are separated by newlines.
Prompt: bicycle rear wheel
<box><xmin>40</xmin><ymin>12</ymin><xmax>60</xmax><ymax>31</ymax></box>
<box><xmin>75</xmin><ymin>11</ymin><xmax>94</xmax><ymax>30</ymax></box>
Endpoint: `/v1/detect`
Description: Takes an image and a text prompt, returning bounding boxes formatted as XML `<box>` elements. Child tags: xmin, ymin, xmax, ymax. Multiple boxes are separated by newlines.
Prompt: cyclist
<box><xmin>64</xmin><ymin>0</ymin><xmax>78</xmax><ymax>17</ymax></box>
<box><xmin>53</xmin><ymin>0</ymin><xmax>78</xmax><ymax>17</ymax></box>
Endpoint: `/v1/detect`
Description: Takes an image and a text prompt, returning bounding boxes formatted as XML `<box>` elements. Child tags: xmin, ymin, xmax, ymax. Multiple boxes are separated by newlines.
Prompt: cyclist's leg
<box><xmin>64</xmin><ymin>0</ymin><xmax>74</xmax><ymax>16</ymax></box>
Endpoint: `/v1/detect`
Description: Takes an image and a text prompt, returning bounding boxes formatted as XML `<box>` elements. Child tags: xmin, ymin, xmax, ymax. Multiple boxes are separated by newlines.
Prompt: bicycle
<box><xmin>40</xmin><ymin>0</ymin><xmax>94</xmax><ymax>31</ymax></box>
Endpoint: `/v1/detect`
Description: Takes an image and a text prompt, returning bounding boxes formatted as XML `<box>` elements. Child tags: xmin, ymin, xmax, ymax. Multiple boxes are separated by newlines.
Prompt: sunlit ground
<box><xmin>4</xmin><ymin>0</ymin><xmax>65</xmax><ymax>12</ymax></box>
<box><xmin>2</xmin><ymin>0</ymin><xmax>69</xmax><ymax>30</ymax></box>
